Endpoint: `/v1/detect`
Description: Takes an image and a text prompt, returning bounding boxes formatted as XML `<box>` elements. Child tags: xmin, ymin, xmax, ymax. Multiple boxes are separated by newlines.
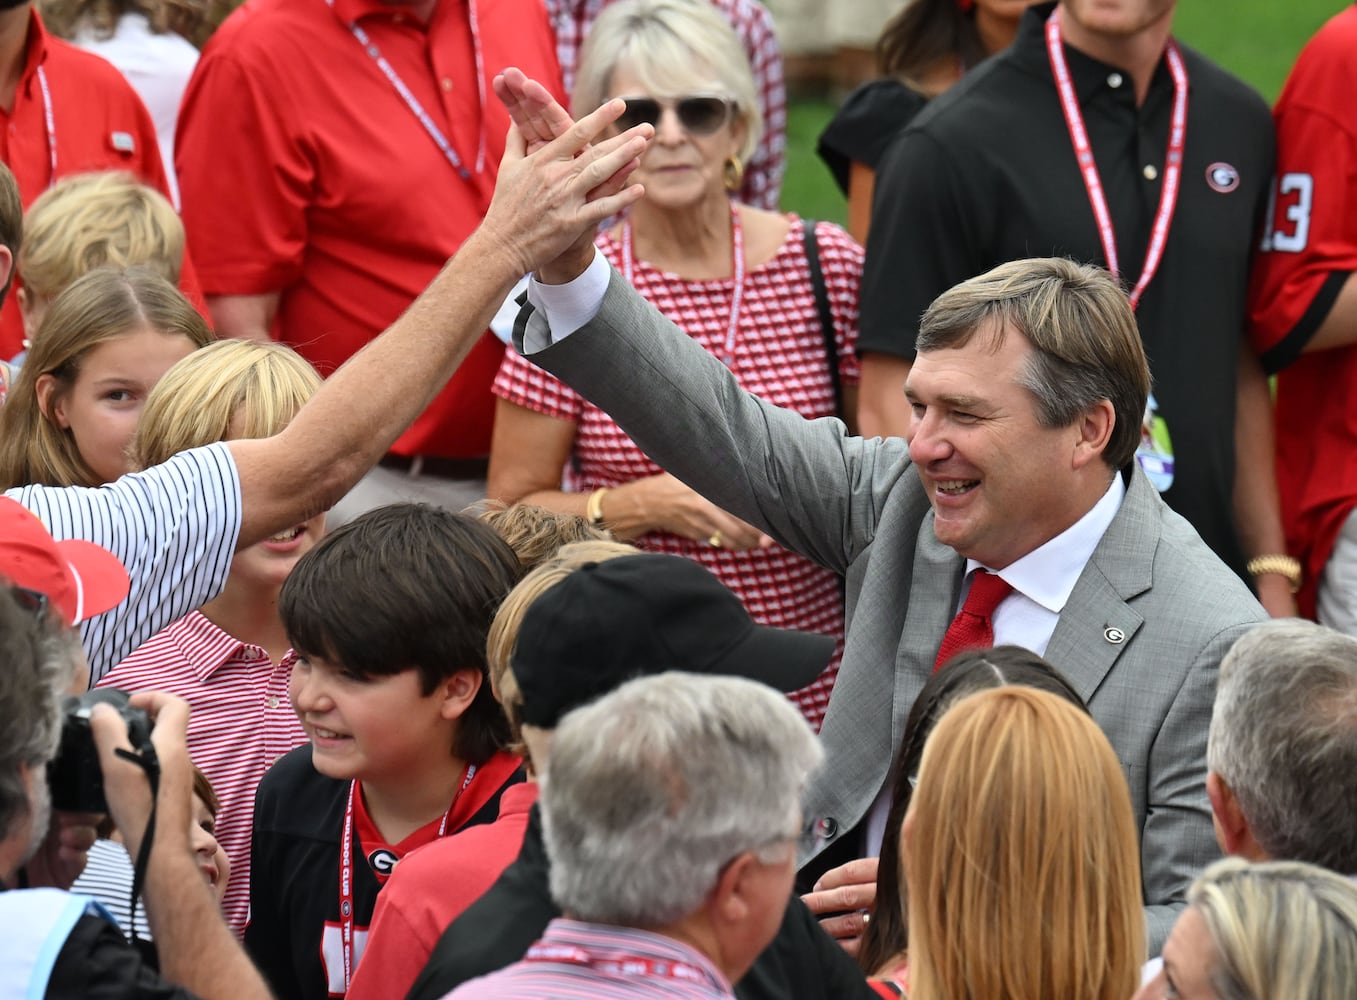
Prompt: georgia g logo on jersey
<box><xmin>1206</xmin><ymin>162</ymin><xmax>1241</xmax><ymax>193</ymax></box>
<box><xmin>367</xmin><ymin>848</ymin><xmax>400</xmax><ymax>876</ymax></box>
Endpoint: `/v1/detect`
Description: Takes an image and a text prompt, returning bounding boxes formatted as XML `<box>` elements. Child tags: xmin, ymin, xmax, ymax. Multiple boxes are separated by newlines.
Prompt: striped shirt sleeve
<box><xmin>6</xmin><ymin>443</ymin><xmax>243</xmax><ymax>685</ymax></box>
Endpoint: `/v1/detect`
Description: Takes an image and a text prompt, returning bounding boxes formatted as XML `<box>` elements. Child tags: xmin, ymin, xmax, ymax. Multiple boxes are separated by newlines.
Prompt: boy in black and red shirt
<box><xmin>244</xmin><ymin>504</ymin><xmax>524</xmax><ymax>1000</ymax></box>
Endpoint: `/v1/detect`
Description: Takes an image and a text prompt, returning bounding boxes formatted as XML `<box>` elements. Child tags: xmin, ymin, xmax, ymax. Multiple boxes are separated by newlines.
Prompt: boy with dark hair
<box><xmin>245</xmin><ymin>504</ymin><xmax>525</xmax><ymax>1000</ymax></box>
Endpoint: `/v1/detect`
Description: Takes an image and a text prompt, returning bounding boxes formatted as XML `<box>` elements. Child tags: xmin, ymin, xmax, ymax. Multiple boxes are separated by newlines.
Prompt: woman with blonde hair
<box><xmin>490</xmin><ymin>0</ymin><xmax>863</xmax><ymax>732</ymax></box>
<box><xmin>0</xmin><ymin>267</ymin><xmax>212</xmax><ymax>488</ymax></box>
<box><xmin>1137</xmin><ymin>858</ymin><xmax>1357</xmax><ymax>1000</ymax></box>
<box><xmin>349</xmin><ymin>538</ymin><xmax>637</xmax><ymax>1000</ymax></box>
<box><xmin>902</xmin><ymin>685</ymin><xmax>1145</xmax><ymax>1000</ymax></box>
<box><xmin>96</xmin><ymin>338</ymin><xmax>324</xmax><ymax>936</ymax></box>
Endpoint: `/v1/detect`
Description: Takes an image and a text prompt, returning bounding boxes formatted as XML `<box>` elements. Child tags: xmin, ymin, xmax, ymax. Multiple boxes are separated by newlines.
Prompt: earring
<box><xmin>723</xmin><ymin>154</ymin><xmax>744</xmax><ymax>192</ymax></box>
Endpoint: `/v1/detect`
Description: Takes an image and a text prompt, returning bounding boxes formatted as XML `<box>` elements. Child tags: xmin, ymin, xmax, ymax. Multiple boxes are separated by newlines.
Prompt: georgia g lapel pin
<box><xmin>1103</xmin><ymin>626</ymin><xmax>1126</xmax><ymax>645</ymax></box>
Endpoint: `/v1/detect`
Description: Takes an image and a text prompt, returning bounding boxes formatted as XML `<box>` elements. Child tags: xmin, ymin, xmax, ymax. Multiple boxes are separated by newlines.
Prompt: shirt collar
<box><xmin>328</xmin><ymin>0</ymin><xmax>449</xmax><ymax>30</ymax></box>
<box><xmin>968</xmin><ymin>473</ymin><xmax>1125</xmax><ymax>614</ymax></box>
<box><xmin>167</xmin><ymin>610</ymin><xmax>264</xmax><ymax>682</ymax></box>
<box><xmin>1011</xmin><ymin>2</ymin><xmax>1177</xmax><ymax>106</ymax></box>
<box><xmin>19</xmin><ymin>8</ymin><xmax>50</xmax><ymax>89</ymax></box>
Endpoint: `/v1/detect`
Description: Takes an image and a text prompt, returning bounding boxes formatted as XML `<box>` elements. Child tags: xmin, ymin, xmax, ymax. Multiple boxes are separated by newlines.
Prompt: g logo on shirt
<box><xmin>367</xmin><ymin>848</ymin><xmax>400</xmax><ymax>876</ymax></box>
<box><xmin>1206</xmin><ymin>162</ymin><xmax>1240</xmax><ymax>193</ymax></box>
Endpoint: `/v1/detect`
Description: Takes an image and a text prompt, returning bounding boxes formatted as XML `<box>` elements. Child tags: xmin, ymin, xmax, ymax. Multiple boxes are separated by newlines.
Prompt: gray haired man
<box><xmin>1206</xmin><ymin>619</ymin><xmax>1357</xmax><ymax>873</ymax></box>
<box><xmin>445</xmin><ymin>672</ymin><xmax>824</xmax><ymax>998</ymax></box>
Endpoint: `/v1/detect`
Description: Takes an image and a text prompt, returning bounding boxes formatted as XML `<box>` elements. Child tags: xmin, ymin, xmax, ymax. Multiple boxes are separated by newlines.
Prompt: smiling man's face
<box><xmin>905</xmin><ymin>322</ymin><xmax>1095</xmax><ymax>569</ymax></box>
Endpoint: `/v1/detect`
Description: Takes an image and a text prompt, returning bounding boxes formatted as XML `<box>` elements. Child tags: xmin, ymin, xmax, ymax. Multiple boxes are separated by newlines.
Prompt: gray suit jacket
<box><xmin>522</xmin><ymin>269</ymin><xmax>1268</xmax><ymax>952</ymax></box>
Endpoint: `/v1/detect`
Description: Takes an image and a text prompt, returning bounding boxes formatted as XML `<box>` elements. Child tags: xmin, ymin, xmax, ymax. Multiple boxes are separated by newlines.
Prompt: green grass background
<box><xmin>781</xmin><ymin>0</ymin><xmax>1347</xmax><ymax>225</ymax></box>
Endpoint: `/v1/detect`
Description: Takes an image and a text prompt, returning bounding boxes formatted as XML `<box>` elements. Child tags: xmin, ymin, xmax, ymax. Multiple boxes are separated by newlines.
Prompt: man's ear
<box><xmin>438</xmin><ymin>666</ymin><xmax>483</xmax><ymax>721</ymax></box>
<box><xmin>1071</xmin><ymin>399</ymin><xmax>1116</xmax><ymax>470</ymax></box>
<box><xmin>711</xmin><ymin>850</ymin><xmax>757</xmax><ymax>925</ymax></box>
<box><xmin>1207</xmin><ymin>771</ymin><xmax>1265</xmax><ymax>860</ymax></box>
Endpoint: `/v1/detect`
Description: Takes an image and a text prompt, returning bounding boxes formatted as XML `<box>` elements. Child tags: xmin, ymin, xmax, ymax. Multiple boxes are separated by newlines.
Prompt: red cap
<box><xmin>0</xmin><ymin>498</ymin><xmax>130</xmax><ymax>625</ymax></box>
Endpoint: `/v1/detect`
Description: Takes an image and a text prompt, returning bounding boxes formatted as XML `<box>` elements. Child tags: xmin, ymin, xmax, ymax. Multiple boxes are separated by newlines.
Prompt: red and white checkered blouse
<box><xmin>494</xmin><ymin>217</ymin><xmax>863</xmax><ymax>729</ymax></box>
<box><xmin>544</xmin><ymin>0</ymin><xmax>786</xmax><ymax>210</ymax></box>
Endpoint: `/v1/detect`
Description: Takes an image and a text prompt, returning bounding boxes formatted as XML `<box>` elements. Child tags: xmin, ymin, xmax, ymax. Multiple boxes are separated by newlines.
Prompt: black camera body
<box><xmin>48</xmin><ymin>689</ymin><xmax>152</xmax><ymax>813</ymax></box>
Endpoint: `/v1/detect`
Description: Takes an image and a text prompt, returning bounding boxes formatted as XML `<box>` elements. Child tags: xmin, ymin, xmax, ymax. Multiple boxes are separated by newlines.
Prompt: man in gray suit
<box><xmin>485</xmin><ymin>69</ymin><xmax>1267</xmax><ymax>953</ymax></box>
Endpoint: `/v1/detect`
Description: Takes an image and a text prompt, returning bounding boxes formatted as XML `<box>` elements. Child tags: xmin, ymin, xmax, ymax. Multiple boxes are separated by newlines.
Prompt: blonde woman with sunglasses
<box><xmin>488</xmin><ymin>0</ymin><xmax>863</xmax><ymax>731</ymax></box>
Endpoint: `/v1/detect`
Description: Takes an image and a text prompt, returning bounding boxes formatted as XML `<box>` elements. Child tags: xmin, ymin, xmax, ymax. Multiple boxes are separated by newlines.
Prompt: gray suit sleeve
<box><xmin>1140</xmin><ymin>623</ymin><xmax>1246</xmax><ymax>953</ymax></box>
<box><xmin>521</xmin><ymin>269</ymin><xmax>914</xmax><ymax>574</ymax></box>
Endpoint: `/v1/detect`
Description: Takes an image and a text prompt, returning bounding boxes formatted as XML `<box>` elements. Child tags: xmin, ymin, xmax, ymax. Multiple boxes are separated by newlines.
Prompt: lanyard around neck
<box><xmin>1044</xmin><ymin>9</ymin><xmax>1188</xmax><ymax>310</ymax></box>
<box><xmin>336</xmin><ymin>764</ymin><xmax>475</xmax><ymax>989</ymax></box>
<box><xmin>524</xmin><ymin>941</ymin><xmax>715</xmax><ymax>986</ymax></box>
<box><xmin>620</xmin><ymin>200</ymin><xmax>746</xmax><ymax>367</ymax></box>
<box><xmin>325</xmin><ymin>0</ymin><xmax>487</xmax><ymax>181</ymax></box>
<box><xmin>34</xmin><ymin>65</ymin><xmax>56</xmax><ymax>187</ymax></box>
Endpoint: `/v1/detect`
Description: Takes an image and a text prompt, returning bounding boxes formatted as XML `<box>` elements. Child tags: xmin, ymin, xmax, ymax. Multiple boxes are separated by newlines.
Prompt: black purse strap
<box><xmin>802</xmin><ymin>219</ymin><xmax>843</xmax><ymax>416</ymax></box>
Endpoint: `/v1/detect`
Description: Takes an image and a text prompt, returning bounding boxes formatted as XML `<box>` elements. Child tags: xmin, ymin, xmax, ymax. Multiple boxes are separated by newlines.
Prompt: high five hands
<box><xmin>482</xmin><ymin>68</ymin><xmax>652</xmax><ymax>283</ymax></box>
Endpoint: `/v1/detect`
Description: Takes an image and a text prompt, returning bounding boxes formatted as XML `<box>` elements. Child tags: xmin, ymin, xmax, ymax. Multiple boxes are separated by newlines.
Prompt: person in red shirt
<box><xmin>0</xmin><ymin>0</ymin><xmax>201</xmax><ymax>357</ymax></box>
<box><xmin>1248</xmin><ymin>4</ymin><xmax>1357</xmax><ymax>632</ymax></box>
<box><xmin>174</xmin><ymin>0</ymin><xmax>565</xmax><ymax>522</ymax></box>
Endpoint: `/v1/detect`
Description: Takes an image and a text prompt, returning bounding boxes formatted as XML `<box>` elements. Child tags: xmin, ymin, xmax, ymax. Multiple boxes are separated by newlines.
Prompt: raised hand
<box><xmin>492</xmin><ymin>67</ymin><xmax>573</xmax><ymax>153</ymax></box>
<box><xmin>480</xmin><ymin>91</ymin><xmax>651</xmax><ymax>282</ymax></box>
<box><xmin>91</xmin><ymin>690</ymin><xmax>194</xmax><ymax>864</ymax></box>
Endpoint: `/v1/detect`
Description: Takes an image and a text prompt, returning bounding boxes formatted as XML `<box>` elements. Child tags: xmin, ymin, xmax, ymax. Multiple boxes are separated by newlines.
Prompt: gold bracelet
<box><xmin>1245</xmin><ymin>554</ymin><xmax>1302</xmax><ymax>593</ymax></box>
<box><xmin>585</xmin><ymin>487</ymin><xmax>610</xmax><ymax>527</ymax></box>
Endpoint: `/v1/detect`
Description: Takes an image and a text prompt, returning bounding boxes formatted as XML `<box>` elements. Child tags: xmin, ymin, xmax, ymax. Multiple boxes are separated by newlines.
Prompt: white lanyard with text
<box><xmin>524</xmin><ymin>942</ymin><xmax>713</xmax><ymax>985</ymax></box>
<box><xmin>324</xmin><ymin>0</ymin><xmax>487</xmax><ymax>180</ymax></box>
<box><xmin>1045</xmin><ymin>9</ymin><xmax>1188</xmax><ymax>309</ymax></box>
<box><xmin>620</xmin><ymin>200</ymin><xmax>746</xmax><ymax>367</ymax></box>
<box><xmin>336</xmin><ymin>763</ymin><xmax>475</xmax><ymax>990</ymax></box>
<box><xmin>35</xmin><ymin>65</ymin><xmax>57</xmax><ymax>187</ymax></box>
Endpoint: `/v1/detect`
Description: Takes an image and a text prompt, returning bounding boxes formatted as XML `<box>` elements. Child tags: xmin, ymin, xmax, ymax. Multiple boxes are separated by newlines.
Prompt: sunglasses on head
<box><xmin>615</xmin><ymin>94</ymin><xmax>736</xmax><ymax>136</ymax></box>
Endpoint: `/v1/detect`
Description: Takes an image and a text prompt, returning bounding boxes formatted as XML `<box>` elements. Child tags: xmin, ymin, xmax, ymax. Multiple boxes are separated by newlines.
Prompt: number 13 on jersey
<box><xmin>1260</xmin><ymin>172</ymin><xmax>1314</xmax><ymax>253</ymax></box>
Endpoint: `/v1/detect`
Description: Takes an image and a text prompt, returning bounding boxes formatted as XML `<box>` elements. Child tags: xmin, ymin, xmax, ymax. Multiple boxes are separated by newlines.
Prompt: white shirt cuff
<box><xmin>523</xmin><ymin>248</ymin><xmax>610</xmax><ymax>353</ymax></box>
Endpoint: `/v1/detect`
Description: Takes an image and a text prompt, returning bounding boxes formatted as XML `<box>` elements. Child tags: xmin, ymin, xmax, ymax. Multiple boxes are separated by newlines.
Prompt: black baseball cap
<box><xmin>511</xmin><ymin>553</ymin><xmax>835</xmax><ymax>729</ymax></box>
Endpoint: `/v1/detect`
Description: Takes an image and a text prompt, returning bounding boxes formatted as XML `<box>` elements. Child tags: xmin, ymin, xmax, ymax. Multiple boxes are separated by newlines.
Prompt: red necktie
<box><xmin>933</xmin><ymin>571</ymin><xmax>1013</xmax><ymax>672</ymax></box>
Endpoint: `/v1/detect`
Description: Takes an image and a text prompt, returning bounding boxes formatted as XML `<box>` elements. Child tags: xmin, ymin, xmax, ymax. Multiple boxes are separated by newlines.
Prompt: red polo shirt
<box><xmin>176</xmin><ymin>0</ymin><xmax>563</xmax><ymax>459</ymax></box>
<box><xmin>0</xmin><ymin>8</ymin><xmax>202</xmax><ymax>358</ymax></box>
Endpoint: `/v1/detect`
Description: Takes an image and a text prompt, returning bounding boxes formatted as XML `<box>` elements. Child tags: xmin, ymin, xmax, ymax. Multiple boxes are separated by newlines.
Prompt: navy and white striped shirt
<box><xmin>68</xmin><ymin>839</ymin><xmax>153</xmax><ymax>941</ymax></box>
<box><xmin>6</xmin><ymin>443</ymin><xmax>242</xmax><ymax>685</ymax></box>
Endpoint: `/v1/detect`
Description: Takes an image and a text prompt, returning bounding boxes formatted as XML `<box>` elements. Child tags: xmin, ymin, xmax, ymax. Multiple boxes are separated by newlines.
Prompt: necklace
<box><xmin>620</xmin><ymin>200</ymin><xmax>746</xmax><ymax>367</ymax></box>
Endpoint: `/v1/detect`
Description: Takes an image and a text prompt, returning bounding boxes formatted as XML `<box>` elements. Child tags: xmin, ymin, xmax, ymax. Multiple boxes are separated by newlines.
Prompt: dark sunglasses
<box><xmin>10</xmin><ymin>585</ymin><xmax>50</xmax><ymax>618</ymax></box>
<box><xmin>615</xmin><ymin>94</ymin><xmax>736</xmax><ymax>136</ymax></box>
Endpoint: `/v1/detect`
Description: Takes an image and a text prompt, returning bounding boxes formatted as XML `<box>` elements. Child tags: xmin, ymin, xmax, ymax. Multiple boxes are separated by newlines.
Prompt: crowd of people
<box><xmin>1</xmin><ymin>0</ymin><xmax>1356</xmax><ymax>997</ymax></box>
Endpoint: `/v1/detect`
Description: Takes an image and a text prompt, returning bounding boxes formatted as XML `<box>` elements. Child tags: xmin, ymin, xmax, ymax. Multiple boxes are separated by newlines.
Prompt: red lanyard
<box><xmin>1045</xmin><ymin>8</ymin><xmax>1188</xmax><ymax>309</ymax></box>
<box><xmin>324</xmin><ymin>0</ymin><xmax>487</xmax><ymax>181</ymax></box>
<box><xmin>621</xmin><ymin>200</ymin><xmax>746</xmax><ymax>367</ymax></box>
<box><xmin>524</xmin><ymin>942</ymin><xmax>714</xmax><ymax>985</ymax></box>
<box><xmin>336</xmin><ymin>764</ymin><xmax>475</xmax><ymax>990</ymax></box>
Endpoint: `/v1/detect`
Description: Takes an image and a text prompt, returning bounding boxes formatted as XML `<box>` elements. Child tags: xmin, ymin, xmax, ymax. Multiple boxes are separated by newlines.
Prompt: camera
<box><xmin>48</xmin><ymin>689</ymin><xmax>152</xmax><ymax>813</ymax></box>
